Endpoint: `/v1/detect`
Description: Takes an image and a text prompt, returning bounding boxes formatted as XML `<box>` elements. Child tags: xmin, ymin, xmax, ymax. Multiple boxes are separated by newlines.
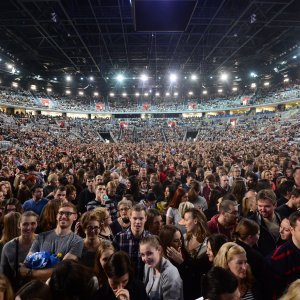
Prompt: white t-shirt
<box><xmin>166</xmin><ymin>207</ymin><xmax>181</xmax><ymax>225</ymax></box>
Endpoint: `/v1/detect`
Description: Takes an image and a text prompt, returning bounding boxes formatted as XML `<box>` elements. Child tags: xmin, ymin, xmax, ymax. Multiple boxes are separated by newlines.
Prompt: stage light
<box><xmin>30</xmin><ymin>85</ymin><xmax>37</xmax><ymax>91</ymax></box>
<box><xmin>66</xmin><ymin>75</ymin><xmax>71</xmax><ymax>82</ymax></box>
<box><xmin>250</xmin><ymin>72</ymin><xmax>258</xmax><ymax>78</ymax></box>
<box><xmin>169</xmin><ymin>73</ymin><xmax>177</xmax><ymax>83</ymax></box>
<box><xmin>203</xmin><ymin>90</ymin><xmax>207</xmax><ymax>95</ymax></box>
<box><xmin>264</xmin><ymin>82</ymin><xmax>270</xmax><ymax>86</ymax></box>
<box><xmin>174</xmin><ymin>92</ymin><xmax>178</xmax><ymax>96</ymax></box>
<box><xmin>94</xmin><ymin>92</ymin><xmax>99</xmax><ymax>96</ymax></box>
<box><xmin>89</xmin><ymin>76</ymin><xmax>94</xmax><ymax>81</ymax></box>
<box><xmin>232</xmin><ymin>87</ymin><xmax>238</xmax><ymax>91</ymax></box>
<box><xmin>166</xmin><ymin>92</ymin><xmax>170</xmax><ymax>96</ymax></box>
<box><xmin>109</xmin><ymin>92</ymin><xmax>115</xmax><ymax>97</ymax></box>
<box><xmin>116</xmin><ymin>74</ymin><xmax>124</xmax><ymax>82</ymax></box>
<box><xmin>218</xmin><ymin>89</ymin><xmax>223</xmax><ymax>93</ymax></box>
<box><xmin>66</xmin><ymin>90</ymin><xmax>71</xmax><ymax>94</ymax></box>
<box><xmin>78</xmin><ymin>91</ymin><xmax>84</xmax><ymax>95</ymax></box>
<box><xmin>188</xmin><ymin>91</ymin><xmax>193</xmax><ymax>95</ymax></box>
<box><xmin>144</xmin><ymin>92</ymin><xmax>149</xmax><ymax>96</ymax></box>
<box><xmin>251</xmin><ymin>83</ymin><xmax>256</xmax><ymax>88</ymax></box>
<box><xmin>12</xmin><ymin>82</ymin><xmax>18</xmax><ymax>88</ymax></box>
<box><xmin>47</xmin><ymin>88</ymin><xmax>52</xmax><ymax>92</ymax></box>
<box><xmin>140</xmin><ymin>74</ymin><xmax>148</xmax><ymax>82</ymax></box>
<box><xmin>155</xmin><ymin>92</ymin><xmax>160</xmax><ymax>96</ymax></box>
<box><xmin>122</xmin><ymin>92</ymin><xmax>127</xmax><ymax>97</ymax></box>
<box><xmin>135</xmin><ymin>92</ymin><xmax>140</xmax><ymax>97</ymax></box>
<box><xmin>220</xmin><ymin>73</ymin><xmax>228</xmax><ymax>81</ymax></box>
<box><xmin>283</xmin><ymin>78</ymin><xmax>289</xmax><ymax>83</ymax></box>
<box><xmin>191</xmin><ymin>74</ymin><xmax>197</xmax><ymax>81</ymax></box>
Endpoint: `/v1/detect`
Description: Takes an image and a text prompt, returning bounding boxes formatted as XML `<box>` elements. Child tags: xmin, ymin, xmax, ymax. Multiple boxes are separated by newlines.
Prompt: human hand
<box><xmin>114</xmin><ymin>288</ymin><xmax>130</xmax><ymax>300</ymax></box>
<box><xmin>166</xmin><ymin>246</ymin><xmax>184</xmax><ymax>264</ymax></box>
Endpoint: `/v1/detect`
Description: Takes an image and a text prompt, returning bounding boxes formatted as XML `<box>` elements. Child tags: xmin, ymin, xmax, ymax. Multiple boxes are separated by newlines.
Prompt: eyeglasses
<box><xmin>87</xmin><ymin>226</ymin><xmax>100</xmax><ymax>231</ymax></box>
<box><xmin>57</xmin><ymin>211</ymin><xmax>76</xmax><ymax>217</ymax></box>
<box><xmin>119</xmin><ymin>207</ymin><xmax>129</xmax><ymax>211</ymax></box>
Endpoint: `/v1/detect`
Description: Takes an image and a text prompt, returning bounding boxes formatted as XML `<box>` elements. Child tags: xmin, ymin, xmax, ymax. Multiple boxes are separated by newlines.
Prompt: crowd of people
<box><xmin>1</xmin><ymin>83</ymin><xmax>300</xmax><ymax>114</ymax></box>
<box><xmin>0</xmin><ymin>90</ymin><xmax>299</xmax><ymax>299</ymax></box>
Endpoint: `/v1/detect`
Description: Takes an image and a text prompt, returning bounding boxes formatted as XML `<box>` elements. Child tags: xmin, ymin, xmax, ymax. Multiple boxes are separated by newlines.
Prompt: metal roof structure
<box><xmin>0</xmin><ymin>0</ymin><xmax>299</xmax><ymax>90</ymax></box>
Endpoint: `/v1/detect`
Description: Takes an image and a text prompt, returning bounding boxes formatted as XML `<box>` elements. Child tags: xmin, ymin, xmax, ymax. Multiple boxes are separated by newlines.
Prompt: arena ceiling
<box><xmin>0</xmin><ymin>0</ymin><xmax>300</xmax><ymax>89</ymax></box>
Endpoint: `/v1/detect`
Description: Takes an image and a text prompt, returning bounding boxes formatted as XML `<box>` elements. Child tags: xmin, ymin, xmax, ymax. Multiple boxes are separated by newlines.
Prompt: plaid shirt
<box><xmin>86</xmin><ymin>199</ymin><xmax>118</xmax><ymax>221</ymax></box>
<box><xmin>113</xmin><ymin>228</ymin><xmax>150</xmax><ymax>279</ymax></box>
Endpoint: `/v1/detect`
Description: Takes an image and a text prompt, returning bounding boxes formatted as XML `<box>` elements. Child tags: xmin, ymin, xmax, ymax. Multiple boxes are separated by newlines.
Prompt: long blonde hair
<box><xmin>214</xmin><ymin>242</ymin><xmax>252</xmax><ymax>290</ymax></box>
<box><xmin>280</xmin><ymin>279</ymin><xmax>300</xmax><ymax>300</ymax></box>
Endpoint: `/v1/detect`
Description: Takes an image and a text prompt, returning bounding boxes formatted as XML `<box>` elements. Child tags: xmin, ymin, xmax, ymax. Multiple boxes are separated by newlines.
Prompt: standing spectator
<box><xmin>22</xmin><ymin>185</ymin><xmax>48</xmax><ymax>216</ymax></box>
<box><xmin>113</xmin><ymin>204</ymin><xmax>150</xmax><ymax>280</ymax></box>
<box><xmin>276</xmin><ymin>188</ymin><xmax>300</xmax><ymax>219</ymax></box>
<box><xmin>77</xmin><ymin>173</ymin><xmax>96</xmax><ymax>215</ymax></box>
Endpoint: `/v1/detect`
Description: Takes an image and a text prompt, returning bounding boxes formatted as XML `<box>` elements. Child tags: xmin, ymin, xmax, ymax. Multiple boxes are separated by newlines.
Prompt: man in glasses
<box><xmin>208</xmin><ymin>200</ymin><xmax>239</xmax><ymax>240</ymax></box>
<box><xmin>21</xmin><ymin>202</ymin><xmax>83</xmax><ymax>282</ymax></box>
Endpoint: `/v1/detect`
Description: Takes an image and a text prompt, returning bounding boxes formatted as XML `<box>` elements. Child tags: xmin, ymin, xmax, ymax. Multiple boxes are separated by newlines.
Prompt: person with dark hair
<box><xmin>203</xmin><ymin>266</ymin><xmax>240</xmax><ymax>300</ymax></box>
<box><xmin>22</xmin><ymin>185</ymin><xmax>48</xmax><ymax>215</ymax></box>
<box><xmin>113</xmin><ymin>204</ymin><xmax>150</xmax><ymax>280</ymax></box>
<box><xmin>292</xmin><ymin>166</ymin><xmax>300</xmax><ymax>188</ymax></box>
<box><xmin>271</xmin><ymin>211</ymin><xmax>300</xmax><ymax>297</ymax></box>
<box><xmin>182</xmin><ymin>172</ymin><xmax>196</xmax><ymax>191</ymax></box>
<box><xmin>145</xmin><ymin>208</ymin><xmax>163</xmax><ymax>235</ymax></box>
<box><xmin>15</xmin><ymin>279</ymin><xmax>52</xmax><ymax>300</ymax></box>
<box><xmin>77</xmin><ymin>174</ymin><xmax>96</xmax><ymax>215</ymax></box>
<box><xmin>93</xmin><ymin>251</ymin><xmax>148</xmax><ymax>300</ymax></box>
<box><xmin>276</xmin><ymin>180</ymin><xmax>295</xmax><ymax>206</ymax></box>
<box><xmin>140</xmin><ymin>235</ymin><xmax>183</xmax><ymax>300</ymax></box>
<box><xmin>206</xmin><ymin>234</ymin><xmax>228</xmax><ymax>263</ymax></box>
<box><xmin>49</xmin><ymin>259</ymin><xmax>98</xmax><ymax>300</ymax></box>
<box><xmin>255</xmin><ymin>179</ymin><xmax>272</xmax><ymax>192</ymax></box>
<box><xmin>276</xmin><ymin>188</ymin><xmax>300</xmax><ymax>219</ymax></box>
<box><xmin>208</xmin><ymin>200</ymin><xmax>239</xmax><ymax>240</ymax></box>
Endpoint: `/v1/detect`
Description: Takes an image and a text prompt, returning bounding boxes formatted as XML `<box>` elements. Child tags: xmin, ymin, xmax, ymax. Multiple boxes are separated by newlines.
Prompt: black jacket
<box><xmin>249</xmin><ymin>212</ymin><xmax>281</xmax><ymax>257</ymax></box>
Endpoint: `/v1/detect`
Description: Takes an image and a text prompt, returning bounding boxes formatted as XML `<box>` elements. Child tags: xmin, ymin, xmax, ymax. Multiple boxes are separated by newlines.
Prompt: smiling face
<box><xmin>56</xmin><ymin>207</ymin><xmax>77</xmax><ymax>229</ymax></box>
<box><xmin>85</xmin><ymin>220</ymin><xmax>100</xmax><ymax>240</ymax></box>
<box><xmin>227</xmin><ymin>253</ymin><xmax>248</xmax><ymax>280</ymax></box>
<box><xmin>140</xmin><ymin>243</ymin><xmax>162</xmax><ymax>269</ymax></box>
<box><xmin>19</xmin><ymin>215</ymin><xmax>38</xmax><ymax>238</ymax></box>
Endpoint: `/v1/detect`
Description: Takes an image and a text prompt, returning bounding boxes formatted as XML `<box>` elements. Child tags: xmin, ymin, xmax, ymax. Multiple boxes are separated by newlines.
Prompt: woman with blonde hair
<box><xmin>214</xmin><ymin>242</ymin><xmax>262</xmax><ymax>299</ymax></box>
<box><xmin>93</xmin><ymin>207</ymin><xmax>114</xmax><ymax>241</ymax></box>
<box><xmin>0</xmin><ymin>273</ymin><xmax>14</xmax><ymax>300</ymax></box>
<box><xmin>280</xmin><ymin>279</ymin><xmax>300</xmax><ymax>300</ymax></box>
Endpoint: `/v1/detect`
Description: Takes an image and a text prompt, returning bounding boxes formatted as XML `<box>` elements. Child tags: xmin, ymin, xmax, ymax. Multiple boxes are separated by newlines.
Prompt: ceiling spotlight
<box><xmin>293</xmin><ymin>55</ymin><xmax>297</xmax><ymax>59</ymax></box>
<box><xmin>80</xmin><ymin>77</ymin><xmax>84</xmax><ymax>80</ymax></box>
<box><xmin>78</xmin><ymin>91</ymin><xmax>84</xmax><ymax>95</ymax></box>
<box><xmin>54</xmin><ymin>77</ymin><xmax>57</xmax><ymax>81</ymax></box>
<box><xmin>46</xmin><ymin>88</ymin><xmax>52</xmax><ymax>92</ymax></box>
<box><xmin>89</xmin><ymin>76</ymin><xmax>94</xmax><ymax>81</ymax></box>
<box><xmin>7</xmin><ymin>63</ymin><xmax>13</xmax><ymax>69</ymax></box>
<box><xmin>250</xmin><ymin>72</ymin><xmax>258</xmax><ymax>78</ymax></box>
<box><xmin>12</xmin><ymin>82</ymin><xmax>18</xmax><ymax>88</ymax></box>
<box><xmin>135</xmin><ymin>92</ymin><xmax>140</xmax><ymax>97</ymax></box>
<box><xmin>155</xmin><ymin>92</ymin><xmax>160</xmax><ymax>96</ymax></box>
<box><xmin>283</xmin><ymin>78</ymin><xmax>289</xmax><ymax>83</ymax></box>
<box><xmin>220</xmin><ymin>73</ymin><xmax>228</xmax><ymax>81</ymax></box>
<box><xmin>232</xmin><ymin>87</ymin><xmax>238</xmax><ymax>91</ymax></box>
<box><xmin>218</xmin><ymin>89</ymin><xmax>223</xmax><ymax>93</ymax></box>
<box><xmin>169</xmin><ymin>74</ymin><xmax>177</xmax><ymax>83</ymax></box>
<box><xmin>191</xmin><ymin>74</ymin><xmax>197</xmax><ymax>81</ymax></box>
<box><xmin>174</xmin><ymin>92</ymin><xmax>178</xmax><ymax>96</ymax></box>
<box><xmin>66</xmin><ymin>75</ymin><xmax>71</xmax><ymax>82</ymax></box>
<box><xmin>251</xmin><ymin>83</ymin><xmax>256</xmax><ymax>88</ymax></box>
<box><xmin>66</xmin><ymin>90</ymin><xmax>71</xmax><ymax>94</ymax></box>
<box><xmin>94</xmin><ymin>92</ymin><xmax>99</xmax><ymax>96</ymax></box>
<box><xmin>188</xmin><ymin>91</ymin><xmax>193</xmax><ymax>95</ymax></box>
<box><xmin>109</xmin><ymin>92</ymin><xmax>115</xmax><ymax>97</ymax></box>
<box><xmin>144</xmin><ymin>92</ymin><xmax>149</xmax><ymax>96</ymax></box>
<box><xmin>116</xmin><ymin>74</ymin><xmax>124</xmax><ymax>82</ymax></box>
<box><xmin>166</xmin><ymin>92</ymin><xmax>170</xmax><ymax>96</ymax></box>
<box><xmin>122</xmin><ymin>92</ymin><xmax>127</xmax><ymax>97</ymax></box>
<box><xmin>202</xmin><ymin>90</ymin><xmax>207</xmax><ymax>95</ymax></box>
<box><xmin>30</xmin><ymin>85</ymin><xmax>36</xmax><ymax>91</ymax></box>
<box><xmin>140</xmin><ymin>74</ymin><xmax>148</xmax><ymax>82</ymax></box>
<box><xmin>264</xmin><ymin>82</ymin><xmax>270</xmax><ymax>86</ymax></box>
